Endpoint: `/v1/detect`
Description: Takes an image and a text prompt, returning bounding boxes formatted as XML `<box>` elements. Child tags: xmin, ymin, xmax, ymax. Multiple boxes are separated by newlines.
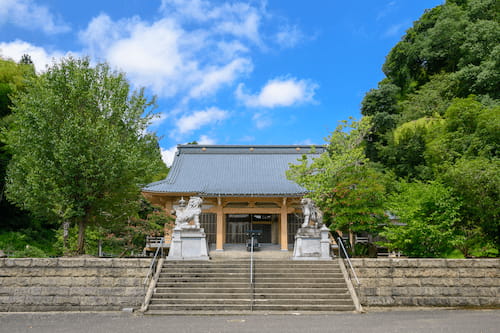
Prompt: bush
<box><xmin>0</xmin><ymin>231</ymin><xmax>50</xmax><ymax>257</ymax></box>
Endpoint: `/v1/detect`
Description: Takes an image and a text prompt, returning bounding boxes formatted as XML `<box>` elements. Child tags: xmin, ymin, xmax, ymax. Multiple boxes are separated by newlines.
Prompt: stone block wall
<box><xmin>0</xmin><ymin>258</ymin><xmax>150</xmax><ymax>311</ymax></box>
<box><xmin>350</xmin><ymin>258</ymin><xmax>500</xmax><ymax>308</ymax></box>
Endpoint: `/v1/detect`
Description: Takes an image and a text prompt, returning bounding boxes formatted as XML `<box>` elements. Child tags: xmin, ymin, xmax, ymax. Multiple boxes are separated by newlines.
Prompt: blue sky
<box><xmin>0</xmin><ymin>0</ymin><xmax>443</xmax><ymax>165</ymax></box>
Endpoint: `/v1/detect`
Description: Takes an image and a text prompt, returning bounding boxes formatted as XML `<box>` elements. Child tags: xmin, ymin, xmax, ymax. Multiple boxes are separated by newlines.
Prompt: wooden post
<box><xmin>280</xmin><ymin>197</ymin><xmax>288</xmax><ymax>251</ymax></box>
<box><xmin>216</xmin><ymin>197</ymin><xmax>224</xmax><ymax>251</ymax></box>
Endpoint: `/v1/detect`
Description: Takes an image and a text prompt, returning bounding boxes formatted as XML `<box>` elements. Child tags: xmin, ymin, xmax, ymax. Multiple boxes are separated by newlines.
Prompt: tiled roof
<box><xmin>142</xmin><ymin>145</ymin><xmax>324</xmax><ymax>197</ymax></box>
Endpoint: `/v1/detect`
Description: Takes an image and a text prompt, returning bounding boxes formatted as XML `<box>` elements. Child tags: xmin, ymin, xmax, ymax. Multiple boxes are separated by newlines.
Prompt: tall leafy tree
<box><xmin>0</xmin><ymin>57</ymin><xmax>36</xmax><ymax>230</ymax></box>
<box><xmin>5</xmin><ymin>57</ymin><xmax>165</xmax><ymax>254</ymax></box>
<box><xmin>288</xmin><ymin>117</ymin><xmax>389</xmax><ymax>245</ymax></box>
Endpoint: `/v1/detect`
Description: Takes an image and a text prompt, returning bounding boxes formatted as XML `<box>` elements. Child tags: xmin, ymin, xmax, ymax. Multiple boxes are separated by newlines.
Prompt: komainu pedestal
<box><xmin>167</xmin><ymin>196</ymin><xmax>209</xmax><ymax>261</ymax></box>
<box><xmin>292</xmin><ymin>198</ymin><xmax>332</xmax><ymax>260</ymax></box>
<box><xmin>292</xmin><ymin>225</ymin><xmax>332</xmax><ymax>260</ymax></box>
<box><xmin>167</xmin><ymin>227</ymin><xmax>209</xmax><ymax>261</ymax></box>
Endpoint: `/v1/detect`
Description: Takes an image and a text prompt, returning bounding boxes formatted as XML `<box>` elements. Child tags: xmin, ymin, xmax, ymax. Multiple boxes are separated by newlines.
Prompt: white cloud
<box><xmin>252</xmin><ymin>113</ymin><xmax>272</xmax><ymax>129</ymax></box>
<box><xmin>161</xmin><ymin>146</ymin><xmax>178</xmax><ymax>167</ymax></box>
<box><xmin>0</xmin><ymin>0</ymin><xmax>70</xmax><ymax>34</ymax></box>
<box><xmin>0</xmin><ymin>40</ymin><xmax>72</xmax><ymax>72</ymax></box>
<box><xmin>76</xmin><ymin>1</ymin><xmax>307</xmax><ymax>106</ymax></box>
<box><xmin>81</xmin><ymin>15</ymin><xmax>190</xmax><ymax>98</ymax></box>
<box><xmin>198</xmin><ymin>135</ymin><xmax>216</xmax><ymax>145</ymax></box>
<box><xmin>160</xmin><ymin>0</ymin><xmax>263</xmax><ymax>45</ymax></box>
<box><xmin>236</xmin><ymin>77</ymin><xmax>318</xmax><ymax>108</ymax></box>
<box><xmin>275</xmin><ymin>25</ymin><xmax>303</xmax><ymax>48</ymax></box>
<box><xmin>176</xmin><ymin>107</ymin><xmax>229</xmax><ymax>135</ymax></box>
<box><xmin>188</xmin><ymin>58</ymin><xmax>253</xmax><ymax>99</ymax></box>
<box><xmin>79</xmin><ymin>9</ymin><xmax>256</xmax><ymax>101</ymax></box>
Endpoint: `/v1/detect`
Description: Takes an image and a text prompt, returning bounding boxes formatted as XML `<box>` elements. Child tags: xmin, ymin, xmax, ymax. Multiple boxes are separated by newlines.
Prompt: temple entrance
<box><xmin>226</xmin><ymin>214</ymin><xmax>278</xmax><ymax>244</ymax></box>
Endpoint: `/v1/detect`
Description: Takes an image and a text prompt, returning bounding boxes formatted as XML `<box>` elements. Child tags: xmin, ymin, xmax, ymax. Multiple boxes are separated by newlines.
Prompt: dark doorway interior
<box><xmin>226</xmin><ymin>214</ymin><xmax>276</xmax><ymax>244</ymax></box>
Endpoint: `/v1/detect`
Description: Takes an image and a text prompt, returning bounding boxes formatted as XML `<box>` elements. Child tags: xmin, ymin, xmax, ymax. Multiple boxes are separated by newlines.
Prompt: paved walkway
<box><xmin>0</xmin><ymin>309</ymin><xmax>498</xmax><ymax>333</ymax></box>
<box><xmin>209</xmin><ymin>244</ymin><xmax>293</xmax><ymax>260</ymax></box>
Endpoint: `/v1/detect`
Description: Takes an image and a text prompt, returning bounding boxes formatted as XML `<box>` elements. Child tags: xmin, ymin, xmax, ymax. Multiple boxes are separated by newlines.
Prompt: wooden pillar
<box><xmin>216</xmin><ymin>197</ymin><xmax>224</xmax><ymax>251</ymax></box>
<box><xmin>280</xmin><ymin>197</ymin><xmax>288</xmax><ymax>251</ymax></box>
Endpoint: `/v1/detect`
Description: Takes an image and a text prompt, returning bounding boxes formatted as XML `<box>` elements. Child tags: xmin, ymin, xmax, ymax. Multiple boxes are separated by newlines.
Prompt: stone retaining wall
<box><xmin>350</xmin><ymin>258</ymin><xmax>500</xmax><ymax>308</ymax></box>
<box><xmin>0</xmin><ymin>258</ymin><xmax>150</xmax><ymax>311</ymax></box>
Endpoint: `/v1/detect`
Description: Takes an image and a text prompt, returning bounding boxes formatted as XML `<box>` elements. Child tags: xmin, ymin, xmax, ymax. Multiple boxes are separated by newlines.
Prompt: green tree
<box><xmin>361</xmin><ymin>82</ymin><xmax>401</xmax><ymax>161</ymax></box>
<box><xmin>441</xmin><ymin>157</ymin><xmax>499</xmax><ymax>252</ymax></box>
<box><xmin>288</xmin><ymin>118</ymin><xmax>389</xmax><ymax>245</ymax></box>
<box><xmin>380</xmin><ymin>181</ymin><xmax>462</xmax><ymax>257</ymax></box>
<box><xmin>5</xmin><ymin>57</ymin><xmax>165</xmax><ymax>254</ymax></box>
<box><xmin>0</xmin><ymin>57</ymin><xmax>36</xmax><ymax>230</ymax></box>
<box><xmin>425</xmin><ymin>97</ymin><xmax>499</xmax><ymax>172</ymax></box>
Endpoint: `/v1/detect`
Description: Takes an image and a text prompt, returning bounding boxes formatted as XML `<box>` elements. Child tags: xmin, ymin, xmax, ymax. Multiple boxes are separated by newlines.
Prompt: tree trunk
<box><xmin>77</xmin><ymin>219</ymin><xmax>86</xmax><ymax>255</ymax></box>
<box><xmin>63</xmin><ymin>221</ymin><xmax>70</xmax><ymax>256</ymax></box>
<box><xmin>349</xmin><ymin>228</ymin><xmax>355</xmax><ymax>256</ymax></box>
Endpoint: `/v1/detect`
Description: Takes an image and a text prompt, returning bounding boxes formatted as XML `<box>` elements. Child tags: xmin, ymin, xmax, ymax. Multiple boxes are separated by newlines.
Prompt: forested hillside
<box><xmin>360</xmin><ymin>0</ymin><xmax>499</xmax><ymax>256</ymax></box>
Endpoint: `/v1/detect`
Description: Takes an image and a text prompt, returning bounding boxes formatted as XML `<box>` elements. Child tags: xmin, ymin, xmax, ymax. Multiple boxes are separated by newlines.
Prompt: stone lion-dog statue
<box><xmin>174</xmin><ymin>196</ymin><xmax>203</xmax><ymax>229</ymax></box>
<box><xmin>300</xmin><ymin>198</ymin><xmax>323</xmax><ymax>228</ymax></box>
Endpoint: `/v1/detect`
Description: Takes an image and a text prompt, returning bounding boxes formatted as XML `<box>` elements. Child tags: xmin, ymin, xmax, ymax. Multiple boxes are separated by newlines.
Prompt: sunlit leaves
<box><xmin>5</xmin><ymin>57</ymin><xmax>164</xmax><ymax>254</ymax></box>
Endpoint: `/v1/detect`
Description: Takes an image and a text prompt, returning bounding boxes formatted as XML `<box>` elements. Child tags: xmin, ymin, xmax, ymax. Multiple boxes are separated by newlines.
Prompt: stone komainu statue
<box><xmin>173</xmin><ymin>196</ymin><xmax>203</xmax><ymax>229</ymax></box>
<box><xmin>300</xmin><ymin>198</ymin><xmax>323</xmax><ymax>228</ymax></box>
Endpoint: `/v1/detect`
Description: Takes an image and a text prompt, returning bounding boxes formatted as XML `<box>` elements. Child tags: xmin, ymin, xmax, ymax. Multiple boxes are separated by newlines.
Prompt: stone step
<box><xmin>150</xmin><ymin>298</ymin><xmax>251</xmax><ymax>305</ymax></box>
<box><xmin>160</xmin><ymin>270</ymin><xmax>250</xmax><ymax>277</ymax></box>
<box><xmin>254</xmin><ymin>292</ymin><xmax>351</xmax><ymax>300</ymax></box>
<box><xmin>159</xmin><ymin>273</ymin><xmax>342</xmax><ymax>279</ymax></box>
<box><xmin>253</xmin><ymin>286</ymin><xmax>349</xmax><ymax>293</ymax></box>
<box><xmin>160</xmin><ymin>269</ymin><xmax>341</xmax><ymax>274</ymax></box>
<box><xmin>158</xmin><ymin>276</ymin><xmax>344</xmax><ymax>285</ymax></box>
<box><xmin>163</xmin><ymin>262</ymin><xmax>340</xmax><ymax>268</ymax></box>
<box><xmin>162</xmin><ymin>267</ymin><xmax>249</xmax><ymax>272</ymax></box>
<box><xmin>156</xmin><ymin>282</ymin><xmax>249</xmax><ymax>288</ymax></box>
<box><xmin>254</xmin><ymin>298</ymin><xmax>354</xmax><ymax>306</ymax></box>
<box><xmin>155</xmin><ymin>287</ymin><xmax>250</xmax><ymax>294</ymax></box>
<box><xmin>252</xmin><ymin>304</ymin><xmax>355</xmax><ymax>311</ymax></box>
<box><xmin>156</xmin><ymin>282</ymin><xmax>346</xmax><ymax>289</ymax></box>
<box><xmin>151</xmin><ymin>292</ymin><xmax>349</xmax><ymax>300</ymax></box>
<box><xmin>155</xmin><ymin>286</ymin><xmax>348</xmax><ymax>294</ymax></box>
<box><xmin>145</xmin><ymin>259</ymin><xmax>354</xmax><ymax>314</ymax></box>
<box><xmin>152</xmin><ymin>292</ymin><xmax>252</xmax><ymax>299</ymax></box>
<box><xmin>161</xmin><ymin>267</ymin><xmax>341</xmax><ymax>273</ymax></box>
<box><xmin>148</xmin><ymin>303</ymin><xmax>355</xmax><ymax>312</ymax></box>
<box><xmin>145</xmin><ymin>310</ymin><xmax>351</xmax><ymax>315</ymax></box>
<box><xmin>159</xmin><ymin>275</ymin><xmax>247</xmax><ymax>280</ymax></box>
<box><xmin>148</xmin><ymin>304</ymin><xmax>252</xmax><ymax>311</ymax></box>
<box><xmin>150</xmin><ymin>298</ymin><xmax>353</xmax><ymax>306</ymax></box>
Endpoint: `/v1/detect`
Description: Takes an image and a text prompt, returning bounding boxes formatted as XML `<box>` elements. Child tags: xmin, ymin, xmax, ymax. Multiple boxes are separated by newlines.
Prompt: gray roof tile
<box><xmin>142</xmin><ymin>145</ymin><xmax>324</xmax><ymax>197</ymax></box>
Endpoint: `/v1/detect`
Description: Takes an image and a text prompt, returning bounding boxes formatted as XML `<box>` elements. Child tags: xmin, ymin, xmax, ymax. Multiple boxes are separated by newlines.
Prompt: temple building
<box><xmin>142</xmin><ymin>144</ymin><xmax>325</xmax><ymax>251</ymax></box>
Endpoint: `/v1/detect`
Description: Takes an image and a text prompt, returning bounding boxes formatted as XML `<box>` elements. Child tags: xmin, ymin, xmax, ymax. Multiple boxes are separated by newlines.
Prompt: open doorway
<box><xmin>226</xmin><ymin>214</ymin><xmax>278</xmax><ymax>244</ymax></box>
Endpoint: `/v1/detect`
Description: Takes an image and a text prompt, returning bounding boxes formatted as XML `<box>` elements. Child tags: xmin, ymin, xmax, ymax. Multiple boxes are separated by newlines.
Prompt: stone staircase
<box><xmin>146</xmin><ymin>259</ymin><xmax>355</xmax><ymax>314</ymax></box>
<box><xmin>253</xmin><ymin>260</ymin><xmax>355</xmax><ymax>312</ymax></box>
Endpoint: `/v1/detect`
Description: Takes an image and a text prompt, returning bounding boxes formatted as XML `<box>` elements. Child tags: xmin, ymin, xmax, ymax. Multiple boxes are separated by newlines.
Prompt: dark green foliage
<box><xmin>361</xmin><ymin>0</ymin><xmax>499</xmax><ymax>256</ymax></box>
<box><xmin>0</xmin><ymin>228</ymin><xmax>59</xmax><ymax>257</ymax></box>
<box><xmin>0</xmin><ymin>57</ymin><xmax>37</xmax><ymax>232</ymax></box>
